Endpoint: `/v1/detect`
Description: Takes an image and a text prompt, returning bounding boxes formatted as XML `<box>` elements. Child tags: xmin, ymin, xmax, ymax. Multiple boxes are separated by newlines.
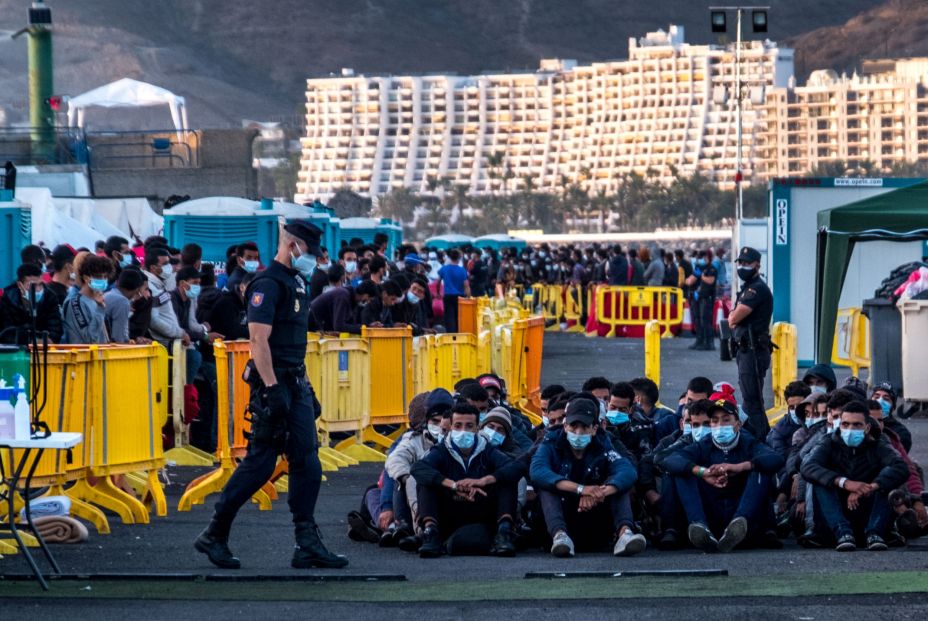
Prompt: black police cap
<box><xmin>737</xmin><ymin>247</ymin><xmax>761</xmax><ymax>263</ymax></box>
<box><xmin>283</xmin><ymin>220</ymin><xmax>324</xmax><ymax>257</ymax></box>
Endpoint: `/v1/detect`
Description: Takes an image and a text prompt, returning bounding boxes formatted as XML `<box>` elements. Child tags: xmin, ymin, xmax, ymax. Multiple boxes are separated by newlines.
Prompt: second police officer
<box><xmin>726</xmin><ymin>246</ymin><xmax>773</xmax><ymax>442</ymax></box>
<box><xmin>194</xmin><ymin>221</ymin><xmax>348</xmax><ymax>570</ymax></box>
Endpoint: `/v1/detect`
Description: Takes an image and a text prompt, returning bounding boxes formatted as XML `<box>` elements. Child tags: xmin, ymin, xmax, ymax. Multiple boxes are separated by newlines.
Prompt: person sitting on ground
<box><xmin>649</xmin><ymin>399</ymin><xmax>713</xmax><ymax>550</ymax></box>
<box><xmin>802</xmin><ymin>364</ymin><xmax>837</xmax><ymax>395</ymax></box>
<box><xmin>530</xmin><ymin>395</ymin><xmax>645</xmax><ymax>558</ymax></box>
<box><xmin>411</xmin><ymin>402</ymin><xmax>525</xmax><ymax>558</ymax></box>
<box><xmin>103</xmin><ymin>267</ymin><xmax>146</xmax><ymax>343</ymax></box>
<box><xmin>0</xmin><ymin>263</ymin><xmax>63</xmax><ymax>344</ymax></box>
<box><xmin>62</xmin><ymin>254</ymin><xmax>114</xmax><ymax>344</ymax></box>
<box><xmin>604</xmin><ymin>381</ymin><xmax>655</xmax><ymax>464</ymax></box>
<box><xmin>540</xmin><ymin>384</ymin><xmax>567</xmax><ymax>417</ymax></box>
<box><xmin>786</xmin><ymin>392</ymin><xmax>834</xmax><ymax>548</ymax></box>
<box><xmin>629</xmin><ymin>377</ymin><xmax>676</xmax><ymax>428</ymax></box>
<box><xmin>871</xmin><ymin>382</ymin><xmax>911</xmax><ymax>453</ymax></box>
<box><xmin>664</xmin><ymin>395</ymin><xmax>784</xmax><ymax>552</ymax></box>
<box><xmin>654</xmin><ymin>376</ymin><xmax>713</xmax><ymax>439</ymax></box>
<box><xmin>457</xmin><ymin>382</ymin><xmax>491</xmax><ymax>420</ymax></box>
<box><xmin>581</xmin><ymin>376</ymin><xmax>612</xmax><ymax>404</ymax></box>
<box><xmin>767</xmin><ymin>381</ymin><xmax>813</xmax><ymax>460</ymax></box>
<box><xmin>800</xmin><ymin>401</ymin><xmax>909</xmax><ymax>552</ymax></box>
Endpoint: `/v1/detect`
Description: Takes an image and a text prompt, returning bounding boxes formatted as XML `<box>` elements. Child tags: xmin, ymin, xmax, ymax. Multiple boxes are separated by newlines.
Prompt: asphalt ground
<box><xmin>1</xmin><ymin>333</ymin><xmax>924</xmax><ymax>618</ymax></box>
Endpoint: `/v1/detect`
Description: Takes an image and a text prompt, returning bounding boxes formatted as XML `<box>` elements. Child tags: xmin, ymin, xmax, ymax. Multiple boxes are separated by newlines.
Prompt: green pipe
<box><xmin>28</xmin><ymin>26</ymin><xmax>54</xmax><ymax>162</ymax></box>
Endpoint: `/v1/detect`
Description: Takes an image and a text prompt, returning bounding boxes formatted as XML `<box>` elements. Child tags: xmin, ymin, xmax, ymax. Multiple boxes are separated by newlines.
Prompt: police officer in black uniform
<box><xmin>727</xmin><ymin>247</ymin><xmax>773</xmax><ymax>441</ymax></box>
<box><xmin>195</xmin><ymin>221</ymin><xmax>348</xmax><ymax>570</ymax></box>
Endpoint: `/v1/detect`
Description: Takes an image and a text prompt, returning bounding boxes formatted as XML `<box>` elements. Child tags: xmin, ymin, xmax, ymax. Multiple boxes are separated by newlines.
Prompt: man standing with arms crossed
<box><xmin>194</xmin><ymin>221</ymin><xmax>348</xmax><ymax>570</ymax></box>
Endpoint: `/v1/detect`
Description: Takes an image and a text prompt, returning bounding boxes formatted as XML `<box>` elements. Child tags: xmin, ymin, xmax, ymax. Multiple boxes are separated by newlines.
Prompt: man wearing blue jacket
<box><xmin>530</xmin><ymin>396</ymin><xmax>646</xmax><ymax>558</ymax></box>
<box><xmin>665</xmin><ymin>397</ymin><xmax>785</xmax><ymax>552</ymax></box>
<box><xmin>411</xmin><ymin>403</ymin><xmax>525</xmax><ymax>558</ymax></box>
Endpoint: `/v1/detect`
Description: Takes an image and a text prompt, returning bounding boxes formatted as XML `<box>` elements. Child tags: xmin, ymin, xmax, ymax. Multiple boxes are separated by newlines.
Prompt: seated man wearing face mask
<box><xmin>411</xmin><ymin>402</ymin><xmax>525</xmax><ymax>558</ymax></box>
<box><xmin>802</xmin><ymin>364</ymin><xmax>837</xmax><ymax>396</ymax></box>
<box><xmin>530</xmin><ymin>395</ymin><xmax>645</xmax><ymax>558</ymax></box>
<box><xmin>801</xmin><ymin>401</ymin><xmax>909</xmax><ymax>551</ymax></box>
<box><xmin>664</xmin><ymin>395</ymin><xmax>784</xmax><ymax>552</ymax></box>
<box><xmin>871</xmin><ymin>382</ymin><xmax>911</xmax><ymax>453</ymax></box>
<box><xmin>767</xmin><ymin>381</ymin><xmax>813</xmax><ymax>460</ymax></box>
<box><xmin>604</xmin><ymin>382</ymin><xmax>656</xmax><ymax>465</ymax></box>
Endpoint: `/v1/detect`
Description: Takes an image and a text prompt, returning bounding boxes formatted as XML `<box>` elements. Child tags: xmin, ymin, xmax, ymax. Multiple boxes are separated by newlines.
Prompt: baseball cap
<box><xmin>564</xmin><ymin>398</ymin><xmax>598</xmax><ymax>426</ymax></box>
<box><xmin>707</xmin><ymin>397</ymin><xmax>739</xmax><ymax>418</ymax></box>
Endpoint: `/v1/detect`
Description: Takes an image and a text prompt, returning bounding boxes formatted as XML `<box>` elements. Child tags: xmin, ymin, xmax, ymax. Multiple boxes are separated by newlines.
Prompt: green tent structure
<box><xmin>815</xmin><ymin>182</ymin><xmax>928</xmax><ymax>363</ymax></box>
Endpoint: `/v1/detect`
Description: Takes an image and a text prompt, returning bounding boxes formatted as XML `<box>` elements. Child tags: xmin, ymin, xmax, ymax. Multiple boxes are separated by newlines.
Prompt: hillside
<box><xmin>0</xmin><ymin>0</ymin><xmax>902</xmax><ymax>128</ymax></box>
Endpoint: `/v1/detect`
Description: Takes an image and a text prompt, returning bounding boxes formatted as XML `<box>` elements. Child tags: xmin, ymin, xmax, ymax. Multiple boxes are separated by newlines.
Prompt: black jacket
<box><xmin>411</xmin><ymin>435</ymin><xmax>525</xmax><ymax>487</ymax></box>
<box><xmin>360</xmin><ymin>297</ymin><xmax>394</xmax><ymax>327</ymax></box>
<box><xmin>883</xmin><ymin>417</ymin><xmax>912</xmax><ymax>454</ymax></box>
<box><xmin>664</xmin><ymin>430</ymin><xmax>784</xmax><ymax>478</ymax></box>
<box><xmin>800</xmin><ymin>429</ymin><xmax>909</xmax><ymax>491</ymax></box>
<box><xmin>0</xmin><ymin>283</ymin><xmax>63</xmax><ymax>344</ymax></box>
<box><xmin>308</xmin><ymin>286</ymin><xmax>362</xmax><ymax>334</ymax></box>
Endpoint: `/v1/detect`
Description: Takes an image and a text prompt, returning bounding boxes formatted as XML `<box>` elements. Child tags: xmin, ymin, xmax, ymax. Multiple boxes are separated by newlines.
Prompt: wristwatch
<box><xmin>838</xmin><ymin>477</ymin><xmax>848</xmax><ymax>490</ymax></box>
<box><xmin>576</xmin><ymin>484</ymin><xmax>585</xmax><ymax>496</ymax></box>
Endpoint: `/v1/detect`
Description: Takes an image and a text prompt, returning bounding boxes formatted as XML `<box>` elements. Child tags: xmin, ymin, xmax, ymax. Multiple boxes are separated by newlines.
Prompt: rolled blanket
<box><xmin>32</xmin><ymin>516</ymin><xmax>89</xmax><ymax>544</ymax></box>
<box><xmin>19</xmin><ymin>495</ymin><xmax>71</xmax><ymax>521</ymax></box>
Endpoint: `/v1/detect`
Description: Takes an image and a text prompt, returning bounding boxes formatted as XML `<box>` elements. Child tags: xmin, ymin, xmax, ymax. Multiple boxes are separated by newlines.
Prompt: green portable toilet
<box><xmin>473</xmin><ymin>234</ymin><xmax>527</xmax><ymax>252</ymax></box>
<box><xmin>424</xmin><ymin>234</ymin><xmax>474</xmax><ymax>250</ymax></box>
<box><xmin>0</xmin><ymin>200</ymin><xmax>32</xmax><ymax>288</ymax></box>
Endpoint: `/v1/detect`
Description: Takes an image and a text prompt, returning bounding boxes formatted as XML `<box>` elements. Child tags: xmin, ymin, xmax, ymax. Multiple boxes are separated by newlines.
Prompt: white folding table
<box><xmin>0</xmin><ymin>432</ymin><xmax>83</xmax><ymax>590</ymax></box>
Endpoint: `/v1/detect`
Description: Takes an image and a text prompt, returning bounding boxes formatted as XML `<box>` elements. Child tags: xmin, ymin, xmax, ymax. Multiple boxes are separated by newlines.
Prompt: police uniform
<box><xmin>196</xmin><ymin>220</ymin><xmax>347</xmax><ymax>570</ymax></box>
<box><xmin>732</xmin><ymin>247</ymin><xmax>773</xmax><ymax>440</ymax></box>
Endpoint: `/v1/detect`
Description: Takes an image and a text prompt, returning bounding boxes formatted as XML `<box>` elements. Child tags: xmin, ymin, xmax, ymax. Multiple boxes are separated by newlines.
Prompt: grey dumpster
<box><xmin>861</xmin><ymin>297</ymin><xmax>903</xmax><ymax>394</ymax></box>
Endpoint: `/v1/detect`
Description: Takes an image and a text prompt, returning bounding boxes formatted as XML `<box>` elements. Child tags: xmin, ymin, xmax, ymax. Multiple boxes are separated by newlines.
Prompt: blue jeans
<box><xmin>812</xmin><ymin>484</ymin><xmax>891</xmax><ymax>540</ymax></box>
<box><xmin>659</xmin><ymin>475</ymin><xmax>687</xmax><ymax>534</ymax></box>
<box><xmin>675</xmin><ymin>472</ymin><xmax>771</xmax><ymax>537</ymax></box>
<box><xmin>186</xmin><ymin>346</ymin><xmax>202</xmax><ymax>385</ymax></box>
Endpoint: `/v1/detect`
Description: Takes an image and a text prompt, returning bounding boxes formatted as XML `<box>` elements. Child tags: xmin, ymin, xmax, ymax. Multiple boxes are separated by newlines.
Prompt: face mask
<box><xmin>345</xmin><ymin>260</ymin><xmax>358</xmax><ymax>274</ymax></box>
<box><xmin>292</xmin><ymin>251</ymin><xmax>317</xmax><ymax>277</ymax></box>
<box><xmin>832</xmin><ymin>419</ymin><xmax>841</xmax><ymax>431</ymax></box>
<box><xmin>711</xmin><ymin>425</ymin><xmax>737</xmax><ymax>445</ymax></box>
<box><xmin>840</xmin><ymin>428</ymin><xmax>866</xmax><ymax>447</ymax></box>
<box><xmin>450</xmin><ymin>429</ymin><xmax>475</xmax><ymax>450</ymax></box>
<box><xmin>737</xmin><ymin>266</ymin><xmax>756</xmax><ymax>281</ymax></box>
<box><xmin>89</xmin><ymin>278</ymin><xmax>108</xmax><ymax>292</ymax></box>
<box><xmin>606</xmin><ymin>411</ymin><xmax>630</xmax><ymax>426</ymax></box>
<box><xmin>697</xmin><ymin>259</ymin><xmax>707</xmax><ymax>267</ymax></box>
<box><xmin>566</xmin><ymin>431</ymin><xmax>592</xmax><ymax>450</ymax></box>
<box><xmin>788</xmin><ymin>409</ymin><xmax>800</xmax><ymax>426</ymax></box>
<box><xmin>878</xmin><ymin>399</ymin><xmax>892</xmax><ymax>415</ymax></box>
<box><xmin>406</xmin><ymin>291</ymin><xmax>420</xmax><ymax>304</ymax></box>
<box><xmin>542</xmin><ymin>416</ymin><xmax>550</xmax><ymax>427</ymax></box>
<box><xmin>427</xmin><ymin>423</ymin><xmax>443</xmax><ymax>440</ymax></box>
<box><xmin>805</xmin><ymin>417</ymin><xmax>822</xmax><ymax>428</ymax></box>
<box><xmin>69</xmin><ymin>272</ymin><xmax>76</xmax><ymax>281</ymax></box>
<box><xmin>243</xmin><ymin>260</ymin><xmax>259</xmax><ymax>273</ymax></box>
<box><xmin>119</xmin><ymin>254</ymin><xmax>133</xmax><ymax>268</ymax></box>
<box><xmin>683</xmin><ymin>423</ymin><xmax>693</xmax><ymax>436</ymax></box>
<box><xmin>322</xmin><ymin>285</ymin><xmax>333</xmax><ymax>293</ymax></box>
<box><xmin>357</xmin><ymin>301</ymin><xmax>368</xmax><ymax>308</ymax></box>
<box><xmin>161</xmin><ymin>263</ymin><xmax>174</xmax><ymax>277</ymax></box>
<box><xmin>598</xmin><ymin>401</ymin><xmax>607</xmax><ymax>421</ymax></box>
<box><xmin>31</xmin><ymin>289</ymin><xmax>44</xmax><ymax>303</ymax></box>
<box><xmin>539</xmin><ymin>252</ymin><xmax>546</xmax><ymax>258</ymax></box>
<box><xmin>479</xmin><ymin>413</ymin><xmax>488</xmax><ymax>424</ymax></box>
<box><xmin>481</xmin><ymin>427</ymin><xmax>504</xmax><ymax>447</ymax></box>
<box><xmin>809</xmin><ymin>385</ymin><xmax>827</xmax><ymax>395</ymax></box>
<box><xmin>187</xmin><ymin>284</ymin><xmax>201</xmax><ymax>298</ymax></box>
<box><xmin>692</xmin><ymin>426</ymin><xmax>712</xmax><ymax>442</ymax></box>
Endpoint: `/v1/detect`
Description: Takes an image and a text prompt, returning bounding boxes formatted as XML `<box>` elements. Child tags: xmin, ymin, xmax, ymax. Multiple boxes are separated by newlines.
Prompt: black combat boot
<box><xmin>194</xmin><ymin>518</ymin><xmax>241</xmax><ymax>569</ymax></box>
<box><xmin>292</xmin><ymin>521</ymin><xmax>349</xmax><ymax>569</ymax></box>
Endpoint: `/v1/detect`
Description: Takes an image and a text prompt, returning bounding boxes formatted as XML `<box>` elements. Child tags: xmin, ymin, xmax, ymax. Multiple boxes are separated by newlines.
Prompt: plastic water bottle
<box><xmin>0</xmin><ymin>389</ymin><xmax>13</xmax><ymax>440</ymax></box>
<box><xmin>13</xmin><ymin>378</ymin><xmax>31</xmax><ymax>440</ymax></box>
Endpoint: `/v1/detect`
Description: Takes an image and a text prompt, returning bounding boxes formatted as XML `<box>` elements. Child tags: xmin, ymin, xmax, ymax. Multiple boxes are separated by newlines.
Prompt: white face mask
<box><xmin>161</xmin><ymin>263</ymin><xmax>173</xmax><ymax>277</ymax></box>
<box><xmin>427</xmin><ymin>423</ymin><xmax>443</xmax><ymax>440</ymax></box>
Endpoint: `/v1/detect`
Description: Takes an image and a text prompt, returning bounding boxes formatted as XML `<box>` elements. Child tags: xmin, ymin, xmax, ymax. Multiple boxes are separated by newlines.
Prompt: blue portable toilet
<box><xmin>338</xmin><ymin>217</ymin><xmax>402</xmax><ymax>256</ymax></box>
<box><xmin>424</xmin><ymin>234</ymin><xmax>474</xmax><ymax>250</ymax></box>
<box><xmin>276</xmin><ymin>201</ymin><xmax>340</xmax><ymax>257</ymax></box>
<box><xmin>473</xmin><ymin>234</ymin><xmax>527</xmax><ymax>252</ymax></box>
<box><xmin>0</xmin><ymin>200</ymin><xmax>32</xmax><ymax>287</ymax></box>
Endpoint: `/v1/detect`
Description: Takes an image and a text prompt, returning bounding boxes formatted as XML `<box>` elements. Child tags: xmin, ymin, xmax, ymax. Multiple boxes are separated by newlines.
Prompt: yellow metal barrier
<box><xmin>768</xmin><ymin>322</ymin><xmax>798</xmax><ymax>422</ymax></box>
<box><xmin>164</xmin><ymin>340</ymin><xmax>214</xmax><ymax>467</ymax></box>
<box><xmin>832</xmin><ymin>308</ymin><xmax>870</xmax><ymax>377</ymax></box>
<box><xmin>432</xmin><ymin>333</ymin><xmax>478</xmax><ymax>392</ymax></box>
<box><xmin>412</xmin><ymin>334</ymin><xmax>437</xmax><ymax>397</ymax></box>
<box><xmin>322</xmin><ymin>338</ymin><xmax>383</xmax><ymax>462</ymax></box>
<box><xmin>562</xmin><ymin>284</ymin><xmax>584</xmax><ymax>332</ymax></box>
<box><xmin>595</xmin><ymin>286</ymin><xmax>684</xmax><ymax>337</ymax></box>
<box><xmin>644</xmin><ymin>320</ymin><xmax>661</xmax><ymax>387</ymax></box>
<box><xmin>360</xmin><ymin>326</ymin><xmax>414</xmax><ymax>451</ymax></box>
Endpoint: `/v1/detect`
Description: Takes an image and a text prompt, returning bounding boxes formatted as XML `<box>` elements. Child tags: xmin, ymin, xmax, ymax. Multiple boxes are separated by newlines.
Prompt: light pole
<box><xmin>710</xmin><ymin>6</ymin><xmax>768</xmax><ymax>233</ymax></box>
<box><xmin>13</xmin><ymin>1</ymin><xmax>55</xmax><ymax>162</ymax></box>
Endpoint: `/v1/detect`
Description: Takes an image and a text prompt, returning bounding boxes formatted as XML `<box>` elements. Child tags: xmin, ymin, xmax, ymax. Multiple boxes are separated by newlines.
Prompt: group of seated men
<box><xmin>346</xmin><ymin>368</ymin><xmax>924</xmax><ymax>557</ymax></box>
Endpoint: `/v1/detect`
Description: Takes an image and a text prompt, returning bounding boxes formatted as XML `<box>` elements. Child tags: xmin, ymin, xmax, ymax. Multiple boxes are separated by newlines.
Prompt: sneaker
<box><xmin>379</xmin><ymin>523</ymin><xmax>400</xmax><ymax>547</ymax></box>
<box><xmin>717</xmin><ymin>517</ymin><xmax>748</xmax><ymax>553</ymax></box>
<box><xmin>490</xmin><ymin>526</ymin><xmax>517</xmax><ymax>557</ymax></box>
<box><xmin>346</xmin><ymin>511</ymin><xmax>380</xmax><ymax>544</ymax></box>
<box><xmin>614</xmin><ymin>528</ymin><xmax>647</xmax><ymax>557</ymax></box>
<box><xmin>656</xmin><ymin>529</ymin><xmax>682</xmax><ymax>551</ymax></box>
<box><xmin>687</xmin><ymin>522</ymin><xmax>718</xmax><ymax>552</ymax></box>
<box><xmin>866</xmin><ymin>534</ymin><xmax>888</xmax><ymax>551</ymax></box>
<box><xmin>418</xmin><ymin>525</ymin><xmax>443</xmax><ymax>559</ymax></box>
<box><xmin>550</xmin><ymin>531</ymin><xmax>575</xmax><ymax>558</ymax></box>
<box><xmin>835</xmin><ymin>533</ymin><xmax>856</xmax><ymax>552</ymax></box>
<box><xmin>798</xmin><ymin>530</ymin><xmax>825</xmax><ymax>549</ymax></box>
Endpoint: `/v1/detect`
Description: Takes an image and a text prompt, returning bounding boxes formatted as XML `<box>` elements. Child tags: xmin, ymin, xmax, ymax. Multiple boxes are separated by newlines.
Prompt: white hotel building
<box><xmin>295</xmin><ymin>25</ymin><xmax>794</xmax><ymax>202</ymax></box>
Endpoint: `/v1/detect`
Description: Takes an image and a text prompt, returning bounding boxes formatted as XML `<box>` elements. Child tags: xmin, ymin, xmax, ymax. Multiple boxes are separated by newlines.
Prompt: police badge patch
<box><xmin>251</xmin><ymin>292</ymin><xmax>264</xmax><ymax>307</ymax></box>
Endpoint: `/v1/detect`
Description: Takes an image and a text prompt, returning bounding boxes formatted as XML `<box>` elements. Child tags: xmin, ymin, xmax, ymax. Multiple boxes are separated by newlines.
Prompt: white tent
<box><xmin>67</xmin><ymin>78</ymin><xmax>189</xmax><ymax>134</ymax></box>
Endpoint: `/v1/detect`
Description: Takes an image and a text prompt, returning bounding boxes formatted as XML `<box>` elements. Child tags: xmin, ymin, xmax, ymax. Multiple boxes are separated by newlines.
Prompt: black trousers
<box><xmin>443</xmin><ymin>294</ymin><xmax>461</xmax><ymax>333</ymax></box>
<box><xmin>696</xmin><ymin>295</ymin><xmax>716</xmax><ymax>346</ymax></box>
<box><xmin>214</xmin><ymin>375</ymin><xmax>322</xmax><ymax>526</ymax></box>
<box><xmin>417</xmin><ymin>482</ymin><xmax>517</xmax><ymax>538</ymax></box>
<box><xmin>737</xmin><ymin>346</ymin><xmax>771</xmax><ymax>440</ymax></box>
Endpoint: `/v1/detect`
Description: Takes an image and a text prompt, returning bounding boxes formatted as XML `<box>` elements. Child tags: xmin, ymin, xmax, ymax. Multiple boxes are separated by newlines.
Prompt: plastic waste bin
<box><xmin>898</xmin><ymin>299</ymin><xmax>928</xmax><ymax>401</ymax></box>
<box><xmin>862</xmin><ymin>298</ymin><xmax>903</xmax><ymax>394</ymax></box>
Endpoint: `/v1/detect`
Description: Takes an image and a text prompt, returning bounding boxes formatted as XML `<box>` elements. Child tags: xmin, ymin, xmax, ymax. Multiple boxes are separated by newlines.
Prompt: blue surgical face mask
<box><xmin>809</xmin><ymin>385</ymin><xmax>827</xmax><ymax>395</ymax></box>
<box><xmin>832</xmin><ymin>419</ymin><xmax>841</xmax><ymax>431</ymax></box>
<box><xmin>878</xmin><ymin>399</ymin><xmax>892</xmax><ymax>415</ymax></box>
<box><xmin>841</xmin><ymin>428</ymin><xmax>866</xmax><ymax>447</ymax></box>
<box><xmin>291</xmin><ymin>250</ymin><xmax>317</xmax><ymax>278</ymax></box>
<box><xmin>32</xmin><ymin>289</ymin><xmax>44</xmax><ymax>303</ymax></box>
<box><xmin>243</xmin><ymin>260</ymin><xmax>259</xmax><ymax>273</ymax></box>
<box><xmin>187</xmin><ymin>284</ymin><xmax>201</xmax><ymax>298</ymax></box>
<box><xmin>161</xmin><ymin>263</ymin><xmax>174</xmax><ymax>277</ymax></box>
<box><xmin>788</xmin><ymin>409</ymin><xmax>800</xmax><ymax>426</ymax></box>
<box><xmin>479</xmin><ymin>413</ymin><xmax>488</xmax><ymax>424</ymax></box>
<box><xmin>345</xmin><ymin>260</ymin><xmax>358</xmax><ymax>274</ymax></box>
<box><xmin>711</xmin><ymin>425</ymin><xmax>737</xmax><ymax>445</ymax></box>
<box><xmin>406</xmin><ymin>290</ymin><xmax>420</xmax><ymax>305</ymax></box>
<box><xmin>450</xmin><ymin>429</ymin><xmax>475</xmax><ymax>450</ymax></box>
<box><xmin>805</xmin><ymin>416</ymin><xmax>822</xmax><ymax>428</ymax></box>
<box><xmin>481</xmin><ymin>427</ymin><xmax>504</xmax><ymax>447</ymax></box>
<box><xmin>691</xmin><ymin>426</ymin><xmax>711</xmax><ymax>442</ymax></box>
<box><xmin>119</xmin><ymin>253</ymin><xmax>133</xmax><ymax>268</ymax></box>
<box><xmin>683</xmin><ymin>423</ymin><xmax>693</xmax><ymax>436</ymax></box>
<box><xmin>697</xmin><ymin>259</ymin><xmax>707</xmax><ymax>267</ymax></box>
<box><xmin>606</xmin><ymin>411</ymin><xmax>630</xmax><ymax>426</ymax></box>
<box><xmin>566</xmin><ymin>431</ymin><xmax>592</xmax><ymax>450</ymax></box>
<box><xmin>542</xmin><ymin>416</ymin><xmax>550</xmax><ymax>427</ymax></box>
<box><xmin>89</xmin><ymin>278</ymin><xmax>108</xmax><ymax>292</ymax></box>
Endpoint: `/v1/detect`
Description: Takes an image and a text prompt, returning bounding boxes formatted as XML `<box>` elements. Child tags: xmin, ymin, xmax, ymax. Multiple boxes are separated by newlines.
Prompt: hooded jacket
<box><xmin>410</xmin><ymin>433</ymin><xmax>525</xmax><ymax>488</ymax></box>
<box><xmin>802</xmin><ymin>364</ymin><xmax>836</xmax><ymax>392</ymax></box>
<box><xmin>0</xmin><ymin>282</ymin><xmax>63</xmax><ymax>344</ymax></box>
<box><xmin>664</xmin><ymin>429</ymin><xmax>784</xmax><ymax>478</ymax></box>
<box><xmin>530</xmin><ymin>428</ymin><xmax>637</xmax><ymax>493</ymax></box>
<box><xmin>801</xmin><ymin>427</ymin><xmax>909</xmax><ymax>492</ymax></box>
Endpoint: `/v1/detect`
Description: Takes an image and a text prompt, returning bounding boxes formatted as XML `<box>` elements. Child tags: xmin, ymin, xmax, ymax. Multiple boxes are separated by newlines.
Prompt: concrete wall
<box><xmin>89</xmin><ymin>129</ymin><xmax>258</xmax><ymax>207</ymax></box>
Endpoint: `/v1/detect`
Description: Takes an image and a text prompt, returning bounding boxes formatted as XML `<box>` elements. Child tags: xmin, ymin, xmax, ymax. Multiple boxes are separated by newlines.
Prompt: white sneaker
<box><xmin>614</xmin><ymin>529</ymin><xmax>647</xmax><ymax>557</ymax></box>
<box><xmin>551</xmin><ymin>531</ymin><xmax>575</xmax><ymax>557</ymax></box>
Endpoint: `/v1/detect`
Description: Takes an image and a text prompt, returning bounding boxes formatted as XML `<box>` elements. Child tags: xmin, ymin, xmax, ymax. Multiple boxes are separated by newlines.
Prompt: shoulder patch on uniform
<box><xmin>606</xmin><ymin>450</ymin><xmax>621</xmax><ymax>462</ymax></box>
<box><xmin>250</xmin><ymin>292</ymin><xmax>265</xmax><ymax>307</ymax></box>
